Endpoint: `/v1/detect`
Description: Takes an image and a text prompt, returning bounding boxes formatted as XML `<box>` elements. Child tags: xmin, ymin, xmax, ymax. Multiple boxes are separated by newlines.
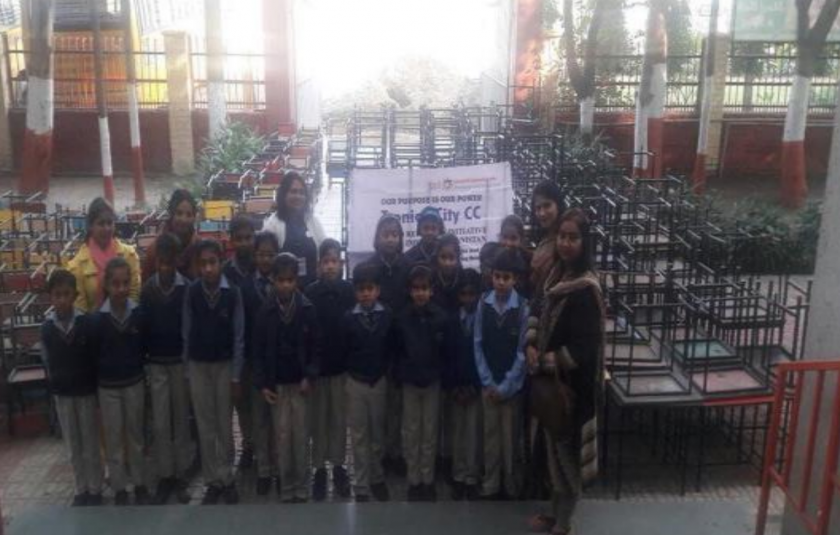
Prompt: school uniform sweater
<box><xmin>182</xmin><ymin>276</ymin><xmax>245</xmax><ymax>379</ymax></box>
<box><xmin>304</xmin><ymin>278</ymin><xmax>355</xmax><ymax>377</ymax></box>
<box><xmin>365</xmin><ymin>253</ymin><xmax>410</xmax><ymax>314</ymax></box>
<box><xmin>93</xmin><ymin>299</ymin><xmax>145</xmax><ymax>389</ymax></box>
<box><xmin>40</xmin><ymin>310</ymin><xmax>98</xmax><ymax>396</ymax></box>
<box><xmin>450</xmin><ymin>308</ymin><xmax>481</xmax><ymax>389</ymax></box>
<box><xmin>432</xmin><ymin>268</ymin><xmax>462</xmax><ymax>315</ymax></box>
<box><xmin>240</xmin><ymin>271</ymin><xmax>273</xmax><ymax>369</ymax></box>
<box><xmin>341</xmin><ymin>302</ymin><xmax>395</xmax><ymax>385</ymax></box>
<box><xmin>394</xmin><ymin>302</ymin><xmax>452</xmax><ymax>388</ymax></box>
<box><xmin>404</xmin><ymin>241</ymin><xmax>437</xmax><ymax>266</ymax></box>
<box><xmin>251</xmin><ymin>291</ymin><xmax>321</xmax><ymax>389</ymax></box>
<box><xmin>139</xmin><ymin>273</ymin><xmax>187</xmax><ymax>364</ymax></box>
<box><xmin>223</xmin><ymin>257</ymin><xmax>254</xmax><ymax>290</ymax></box>
<box><xmin>473</xmin><ymin>290</ymin><xmax>529</xmax><ymax>399</ymax></box>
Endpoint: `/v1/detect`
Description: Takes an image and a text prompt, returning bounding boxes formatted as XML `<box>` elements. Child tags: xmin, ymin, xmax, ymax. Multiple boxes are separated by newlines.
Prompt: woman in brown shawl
<box><xmin>526</xmin><ymin>208</ymin><xmax>605</xmax><ymax>535</ymax></box>
<box><xmin>529</xmin><ymin>180</ymin><xmax>565</xmax><ymax>300</ymax></box>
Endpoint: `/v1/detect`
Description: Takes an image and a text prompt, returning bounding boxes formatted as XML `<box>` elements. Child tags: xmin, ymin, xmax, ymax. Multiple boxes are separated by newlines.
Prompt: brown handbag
<box><xmin>530</xmin><ymin>364</ymin><xmax>576</xmax><ymax>442</ymax></box>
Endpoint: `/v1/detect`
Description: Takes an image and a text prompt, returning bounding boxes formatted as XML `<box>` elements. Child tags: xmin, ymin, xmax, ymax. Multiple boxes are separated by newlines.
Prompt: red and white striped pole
<box><xmin>691</xmin><ymin>0</ymin><xmax>720</xmax><ymax>194</ymax></box>
<box><xmin>18</xmin><ymin>0</ymin><xmax>55</xmax><ymax>195</ymax></box>
<box><xmin>122</xmin><ymin>0</ymin><xmax>145</xmax><ymax>207</ymax></box>
<box><xmin>90</xmin><ymin>0</ymin><xmax>114</xmax><ymax>203</ymax></box>
<box><xmin>633</xmin><ymin>0</ymin><xmax>667</xmax><ymax>179</ymax></box>
<box><xmin>780</xmin><ymin>74</ymin><xmax>811</xmax><ymax>208</ymax></box>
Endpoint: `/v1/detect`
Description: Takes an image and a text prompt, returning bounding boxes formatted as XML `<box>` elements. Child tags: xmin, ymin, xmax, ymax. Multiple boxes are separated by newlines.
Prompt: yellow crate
<box><xmin>203</xmin><ymin>200</ymin><xmax>236</xmax><ymax>221</ymax></box>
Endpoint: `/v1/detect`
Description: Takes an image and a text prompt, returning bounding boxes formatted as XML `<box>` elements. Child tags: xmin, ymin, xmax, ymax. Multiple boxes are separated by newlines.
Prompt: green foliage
<box><xmin>197</xmin><ymin>121</ymin><xmax>266</xmax><ymax>178</ymax></box>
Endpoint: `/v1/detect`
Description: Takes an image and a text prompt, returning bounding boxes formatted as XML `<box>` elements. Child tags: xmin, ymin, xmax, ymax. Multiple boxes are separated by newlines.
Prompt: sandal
<box><xmin>528</xmin><ymin>514</ymin><xmax>556</xmax><ymax>533</ymax></box>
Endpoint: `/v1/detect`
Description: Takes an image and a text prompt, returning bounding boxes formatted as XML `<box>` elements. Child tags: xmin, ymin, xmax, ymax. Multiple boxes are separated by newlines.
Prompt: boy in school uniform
<box><xmin>41</xmin><ymin>269</ymin><xmax>103</xmax><ymax>507</ymax></box>
<box><xmin>93</xmin><ymin>257</ymin><xmax>149</xmax><ymax>505</ymax></box>
<box><xmin>474</xmin><ymin>248</ymin><xmax>529</xmax><ymax>500</ymax></box>
<box><xmin>342</xmin><ymin>262</ymin><xmax>394</xmax><ymax>502</ymax></box>
<box><xmin>404</xmin><ymin>207</ymin><xmax>445</xmax><ymax>266</ymax></box>
<box><xmin>395</xmin><ymin>264</ymin><xmax>453</xmax><ymax>502</ymax></box>
<box><xmin>240</xmin><ymin>231</ymin><xmax>280</xmax><ymax>495</ymax></box>
<box><xmin>304</xmin><ymin>239</ymin><xmax>355</xmax><ymax>500</ymax></box>
<box><xmin>140</xmin><ymin>233</ymin><xmax>194</xmax><ymax>505</ymax></box>
<box><xmin>450</xmin><ymin>268</ymin><xmax>483</xmax><ymax>501</ymax></box>
<box><xmin>224</xmin><ymin>214</ymin><xmax>257</xmax><ymax>469</ymax></box>
<box><xmin>253</xmin><ymin>253</ymin><xmax>321</xmax><ymax>503</ymax></box>
<box><xmin>183</xmin><ymin>239</ymin><xmax>245</xmax><ymax>505</ymax></box>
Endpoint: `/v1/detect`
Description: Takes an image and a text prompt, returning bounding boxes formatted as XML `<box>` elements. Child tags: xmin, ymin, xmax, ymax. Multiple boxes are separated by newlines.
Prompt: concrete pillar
<box><xmin>264</xmin><ymin>0</ymin><xmax>295</xmax><ymax>131</ymax></box>
<box><xmin>780</xmin><ymin>78</ymin><xmax>840</xmax><ymax>535</ymax></box>
<box><xmin>164</xmin><ymin>30</ymin><xmax>195</xmax><ymax>176</ymax></box>
<box><xmin>0</xmin><ymin>33</ymin><xmax>13</xmax><ymax>171</ymax></box>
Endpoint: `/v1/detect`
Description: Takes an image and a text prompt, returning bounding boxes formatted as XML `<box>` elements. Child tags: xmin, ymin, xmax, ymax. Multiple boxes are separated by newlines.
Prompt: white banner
<box><xmin>347</xmin><ymin>162</ymin><xmax>514</xmax><ymax>270</ymax></box>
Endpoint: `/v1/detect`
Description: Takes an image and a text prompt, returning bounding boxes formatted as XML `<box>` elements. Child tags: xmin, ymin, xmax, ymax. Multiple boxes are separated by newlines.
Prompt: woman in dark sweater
<box><xmin>526</xmin><ymin>208</ymin><xmax>605</xmax><ymax>535</ymax></box>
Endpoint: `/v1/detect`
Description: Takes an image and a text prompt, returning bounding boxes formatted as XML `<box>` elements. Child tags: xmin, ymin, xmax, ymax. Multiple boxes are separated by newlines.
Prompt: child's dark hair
<box><xmin>456</xmin><ymin>268</ymin><xmax>481</xmax><ymax>293</ymax></box>
<box><xmin>373</xmin><ymin>214</ymin><xmax>404</xmax><ymax>254</ymax></box>
<box><xmin>274</xmin><ymin>172</ymin><xmax>310</xmax><ymax>220</ymax></box>
<box><xmin>272</xmin><ymin>253</ymin><xmax>299</xmax><ymax>278</ymax></box>
<box><xmin>195</xmin><ymin>239</ymin><xmax>224</xmax><ymax>260</ymax></box>
<box><xmin>103</xmin><ymin>256</ymin><xmax>132</xmax><ymax>289</ymax></box>
<box><xmin>167</xmin><ymin>189</ymin><xmax>198</xmax><ymax>219</ymax></box>
<box><xmin>492</xmin><ymin>247</ymin><xmax>527</xmax><ymax>275</ymax></box>
<box><xmin>154</xmin><ymin>232</ymin><xmax>183</xmax><ymax>264</ymax></box>
<box><xmin>558</xmin><ymin>208</ymin><xmax>593</xmax><ymax>275</ymax></box>
<box><xmin>352</xmin><ymin>261</ymin><xmax>380</xmax><ymax>287</ymax></box>
<box><xmin>47</xmin><ymin>268</ymin><xmax>77</xmax><ymax>294</ymax></box>
<box><xmin>407</xmin><ymin>263</ymin><xmax>433</xmax><ymax>287</ymax></box>
<box><xmin>319</xmin><ymin>238</ymin><xmax>342</xmax><ymax>260</ymax></box>
<box><xmin>229</xmin><ymin>214</ymin><xmax>256</xmax><ymax>235</ymax></box>
<box><xmin>435</xmin><ymin>233</ymin><xmax>461</xmax><ymax>261</ymax></box>
<box><xmin>254</xmin><ymin>231</ymin><xmax>280</xmax><ymax>253</ymax></box>
<box><xmin>85</xmin><ymin>197</ymin><xmax>116</xmax><ymax>239</ymax></box>
<box><xmin>500</xmin><ymin>215</ymin><xmax>525</xmax><ymax>239</ymax></box>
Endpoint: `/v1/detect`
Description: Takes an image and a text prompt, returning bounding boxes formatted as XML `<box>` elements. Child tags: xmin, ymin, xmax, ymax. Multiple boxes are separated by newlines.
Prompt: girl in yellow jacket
<box><xmin>67</xmin><ymin>197</ymin><xmax>141</xmax><ymax>312</ymax></box>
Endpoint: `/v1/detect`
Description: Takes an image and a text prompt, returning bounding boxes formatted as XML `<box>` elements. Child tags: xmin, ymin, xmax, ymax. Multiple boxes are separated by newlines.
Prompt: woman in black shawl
<box><xmin>526</xmin><ymin>208</ymin><xmax>605</xmax><ymax>535</ymax></box>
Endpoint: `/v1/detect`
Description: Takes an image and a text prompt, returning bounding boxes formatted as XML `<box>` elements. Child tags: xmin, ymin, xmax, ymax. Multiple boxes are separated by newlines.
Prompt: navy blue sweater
<box><xmin>240</xmin><ymin>271</ymin><xmax>273</xmax><ymax>371</ymax></box>
<box><xmin>450</xmin><ymin>308</ymin><xmax>481</xmax><ymax>389</ymax></box>
<box><xmin>140</xmin><ymin>274</ymin><xmax>187</xmax><ymax>364</ymax></box>
<box><xmin>251</xmin><ymin>291</ymin><xmax>321</xmax><ymax>389</ymax></box>
<box><xmin>40</xmin><ymin>312</ymin><xmax>98</xmax><ymax>396</ymax></box>
<box><xmin>365</xmin><ymin>253</ymin><xmax>410</xmax><ymax>314</ymax></box>
<box><xmin>305</xmin><ymin>278</ymin><xmax>355</xmax><ymax>377</ymax></box>
<box><xmin>92</xmin><ymin>301</ymin><xmax>145</xmax><ymax>388</ymax></box>
<box><xmin>341</xmin><ymin>303</ymin><xmax>395</xmax><ymax>385</ymax></box>
<box><xmin>394</xmin><ymin>302</ymin><xmax>453</xmax><ymax>388</ymax></box>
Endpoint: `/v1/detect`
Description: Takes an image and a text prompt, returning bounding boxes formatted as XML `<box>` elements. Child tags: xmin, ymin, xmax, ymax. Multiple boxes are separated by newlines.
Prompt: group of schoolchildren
<box><xmin>43</xmin><ymin>204</ymin><xmax>535</xmax><ymax>507</ymax></box>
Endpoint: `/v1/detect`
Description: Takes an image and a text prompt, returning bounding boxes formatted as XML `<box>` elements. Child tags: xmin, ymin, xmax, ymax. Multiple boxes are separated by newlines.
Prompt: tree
<box><xmin>561</xmin><ymin>0</ymin><xmax>606</xmax><ymax>137</ymax></box>
<box><xmin>633</xmin><ymin>0</ymin><xmax>668</xmax><ymax>178</ymax></box>
<box><xmin>780</xmin><ymin>0</ymin><xmax>840</xmax><ymax>209</ymax></box>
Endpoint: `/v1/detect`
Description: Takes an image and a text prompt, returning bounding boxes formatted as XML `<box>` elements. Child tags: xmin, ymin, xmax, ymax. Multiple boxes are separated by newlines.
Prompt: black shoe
<box><xmin>423</xmin><ymin>484</ymin><xmax>437</xmax><ymax>502</ymax></box>
<box><xmin>256</xmin><ymin>477</ymin><xmax>272</xmax><ymax>496</ymax></box>
<box><xmin>451</xmin><ymin>482</ymin><xmax>465</xmax><ymax>501</ymax></box>
<box><xmin>371</xmin><ymin>482</ymin><xmax>390</xmax><ymax>502</ymax></box>
<box><xmin>222</xmin><ymin>484</ymin><xmax>239</xmax><ymax>505</ymax></box>
<box><xmin>86</xmin><ymin>493</ymin><xmax>103</xmax><ymax>506</ymax></box>
<box><xmin>134</xmin><ymin>485</ymin><xmax>151</xmax><ymax>505</ymax></box>
<box><xmin>407</xmin><ymin>485</ymin><xmax>423</xmax><ymax>502</ymax></box>
<box><xmin>333</xmin><ymin>466</ymin><xmax>351</xmax><ymax>498</ymax></box>
<box><xmin>201</xmin><ymin>485</ymin><xmax>223</xmax><ymax>505</ymax></box>
<box><xmin>355</xmin><ymin>494</ymin><xmax>370</xmax><ymax>503</ymax></box>
<box><xmin>153</xmin><ymin>478</ymin><xmax>174</xmax><ymax>505</ymax></box>
<box><xmin>72</xmin><ymin>493</ymin><xmax>88</xmax><ymax>507</ymax></box>
<box><xmin>114</xmin><ymin>490</ymin><xmax>130</xmax><ymax>506</ymax></box>
<box><xmin>312</xmin><ymin>468</ymin><xmax>327</xmax><ymax>502</ymax></box>
<box><xmin>173</xmin><ymin>479</ymin><xmax>191</xmax><ymax>504</ymax></box>
<box><xmin>238</xmin><ymin>448</ymin><xmax>254</xmax><ymax>470</ymax></box>
<box><xmin>465</xmin><ymin>484</ymin><xmax>480</xmax><ymax>501</ymax></box>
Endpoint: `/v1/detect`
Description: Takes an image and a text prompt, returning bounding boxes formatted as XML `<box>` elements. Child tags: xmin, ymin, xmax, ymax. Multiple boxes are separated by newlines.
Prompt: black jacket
<box><xmin>341</xmin><ymin>303</ymin><xmax>396</xmax><ymax>385</ymax></box>
<box><xmin>305</xmin><ymin>278</ymin><xmax>356</xmax><ymax>376</ymax></box>
<box><xmin>139</xmin><ymin>274</ymin><xmax>187</xmax><ymax>364</ymax></box>
<box><xmin>366</xmin><ymin>253</ymin><xmax>410</xmax><ymax>314</ymax></box>
<box><xmin>394</xmin><ymin>302</ymin><xmax>453</xmax><ymax>388</ymax></box>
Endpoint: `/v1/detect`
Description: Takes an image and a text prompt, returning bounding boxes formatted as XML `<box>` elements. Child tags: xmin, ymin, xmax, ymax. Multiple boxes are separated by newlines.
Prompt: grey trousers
<box><xmin>99</xmin><ymin>381</ymin><xmax>146</xmax><ymax>491</ymax></box>
<box><xmin>310</xmin><ymin>374</ymin><xmax>347</xmax><ymax>468</ymax></box>
<box><xmin>55</xmin><ymin>394</ymin><xmax>103</xmax><ymax>495</ymax></box>
<box><xmin>148</xmin><ymin>363</ymin><xmax>195</xmax><ymax>482</ymax></box>
<box><xmin>345</xmin><ymin>376</ymin><xmax>387</xmax><ymax>495</ymax></box>
<box><xmin>402</xmin><ymin>382</ymin><xmax>441</xmax><ymax>486</ymax></box>
<box><xmin>482</xmin><ymin>393</ymin><xmax>521</xmax><ymax>497</ymax></box>
<box><xmin>451</xmin><ymin>394</ymin><xmax>482</xmax><ymax>485</ymax></box>
<box><xmin>385</xmin><ymin>377</ymin><xmax>402</xmax><ymax>459</ymax></box>
<box><xmin>235</xmin><ymin>362</ymin><xmax>253</xmax><ymax>449</ymax></box>
<box><xmin>189</xmin><ymin>361</ymin><xmax>234</xmax><ymax>487</ymax></box>
<box><xmin>545</xmin><ymin>430</ymin><xmax>582</xmax><ymax>532</ymax></box>
<box><xmin>251</xmin><ymin>386</ymin><xmax>276</xmax><ymax>478</ymax></box>
<box><xmin>439</xmin><ymin>390</ymin><xmax>454</xmax><ymax>459</ymax></box>
<box><xmin>272</xmin><ymin>383</ymin><xmax>309</xmax><ymax>500</ymax></box>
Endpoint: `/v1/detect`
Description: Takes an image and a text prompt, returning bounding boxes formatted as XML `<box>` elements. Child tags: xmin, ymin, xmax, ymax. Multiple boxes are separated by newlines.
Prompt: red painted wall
<box><xmin>556</xmin><ymin>111</ymin><xmax>832</xmax><ymax>182</ymax></box>
<box><xmin>9</xmin><ymin>109</ymin><xmax>270</xmax><ymax>175</ymax></box>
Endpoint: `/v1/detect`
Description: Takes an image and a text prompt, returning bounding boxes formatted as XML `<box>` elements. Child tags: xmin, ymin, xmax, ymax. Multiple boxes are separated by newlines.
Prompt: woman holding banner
<box><xmin>263</xmin><ymin>172</ymin><xmax>326</xmax><ymax>287</ymax></box>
